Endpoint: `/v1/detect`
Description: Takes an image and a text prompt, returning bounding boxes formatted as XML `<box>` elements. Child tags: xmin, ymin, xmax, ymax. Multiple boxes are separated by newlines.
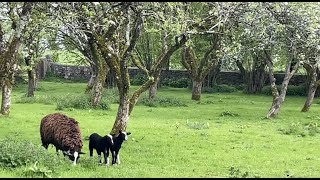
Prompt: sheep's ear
<box><xmin>127</xmin><ymin>132</ymin><xmax>131</xmax><ymax>135</ymax></box>
<box><xmin>79</xmin><ymin>152</ymin><xmax>85</xmax><ymax>154</ymax></box>
<box><xmin>119</xmin><ymin>130</ymin><xmax>122</xmax><ymax>134</ymax></box>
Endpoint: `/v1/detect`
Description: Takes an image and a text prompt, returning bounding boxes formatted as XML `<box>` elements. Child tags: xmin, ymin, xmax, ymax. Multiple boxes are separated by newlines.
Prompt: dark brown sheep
<box><xmin>40</xmin><ymin>113</ymin><xmax>84</xmax><ymax>165</ymax></box>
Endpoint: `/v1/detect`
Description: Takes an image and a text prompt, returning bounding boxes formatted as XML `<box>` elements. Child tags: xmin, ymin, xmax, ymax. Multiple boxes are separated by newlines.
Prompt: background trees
<box><xmin>181</xmin><ymin>2</ymin><xmax>242</xmax><ymax>101</ymax></box>
<box><xmin>90</xmin><ymin>2</ymin><xmax>188</xmax><ymax>134</ymax></box>
<box><xmin>49</xmin><ymin>2</ymin><xmax>109</xmax><ymax>107</ymax></box>
<box><xmin>1</xmin><ymin>2</ymin><xmax>320</xmax><ymax>126</ymax></box>
<box><xmin>263</xmin><ymin>2</ymin><xmax>312</xmax><ymax>118</ymax></box>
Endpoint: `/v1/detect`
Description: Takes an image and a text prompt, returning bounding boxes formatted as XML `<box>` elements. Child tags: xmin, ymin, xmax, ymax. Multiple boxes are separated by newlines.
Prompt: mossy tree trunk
<box><xmin>94</xmin><ymin>6</ymin><xmax>187</xmax><ymax>134</ymax></box>
<box><xmin>89</xmin><ymin>41</ymin><xmax>109</xmax><ymax>107</ymax></box>
<box><xmin>94</xmin><ymin>6</ymin><xmax>143</xmax><ymax>134</ymax></box>
<box><xmin>149</xmin><ymin>80</ymin><xmax>158</xmax><ymax>99</ymax></box>
<box><xmin>85</xmin><ymin>62</ymin><xmax>96</xmax><ymax>94</ymax></box>
<box><xmin>1</xmin><ymin>81</ymin><xmax>12</xmax><ymax>115</ymax></box>
<box><xmin>191</xmin><ymin>80</ymin><xmax>202</xmax><ymax>101</ymax></box>
<box><xmin>54</xmin><ymin>4</ymin><xmax>110</xmax><ymax>105</ymax></box>
<box><xmin>264</xmin><ymin>46</ymin><xmax>301</xmax><ymax>118</ymax></box>
<box><xmin>205</xmin><ymin>60</ymin><xmax>221</xmax><ymax>87</ymax></box>
<box><xmin>135</xmin><ymin>28</ymin><xmax>167</xmax><ymax>100</ymax></box>
<box><xmin>181</xmin><ymin>33</ymin><xmax>221</xmax><ymax>101</ymax></box>
<box><xmin>0</xmin><ymin>2</ymin><xmax>34</xmax><ymax>115</ymax></box>
<box><xmin>301</xmin><ymin>62</ymin><xmax>320</xmax><ymax>112</ymax></box>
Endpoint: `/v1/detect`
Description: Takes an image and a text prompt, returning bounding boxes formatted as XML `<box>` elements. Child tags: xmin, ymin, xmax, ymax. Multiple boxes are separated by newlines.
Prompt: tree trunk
<box><xmin>265</xmin><ymin>49</ymin><xmax>280</xmax><ymax>118</ymax></box>
<box><xmin>247</xmin><ymin>66</ymin><xmax>265</xmax><ymax>93</ymax></box>
<box><xmin>27</xmin><ymin>69</ymin><xmax>35</xmax><ymax>97</ymax></box>
<box><xmin>149</xmin><ymin>79</ymin><xmax>159</xmax><ymax>99</ymax></box>
<box><xmin>34</xmin><ymin>68</ymin><xmax>39</xmax><ymax>90</ymax></box>
<box><xmin>86</xmin><ymin>63</ymin><xmax>96</xmax><ymax>93</ymax></box>
<box><xmin>86</xmin><ymin>74</ymin><xmax>96</xmax><ymax>93</ymax></box>
<box><xmin>111</xmin><ymin>96</ymin><xmax>130</xmax><ymax>134</ymax></box>
<box><xmin>267</xmin><ymin>95</ymin><xmax>285</xmax><ymax>118</ymax></box>
<box><xmin>264</xmin><ymin>45</ymin><xmax>300</xmax><ymax>118</ymax></box>
<box><xmin>192</xmin><ymin>80</ymin><xmax>202</xmax><ymax>101</ymax></box>
<box><xmin>93</xmin><ymin>13</ymin><xmax>186</xmax><ymax>134</ymax></box>
<box><xmin>210</xmin><ymin>60</ymin><xmax>221</xmax><ymax>86</ymax></box>
<box><xmin>0</xmin><ymin>2</ymin><xmax>33</xmax><ymax>116</ymax></box>
<box><xmin>236</xmin><ymin>59</ymin><xmax>247</xmax><ymax>83</ymax></box>
<box><xmin>301</xmin><ymin>63</ymin><xmax>319</xmax><ymax>112</ymax></box>
<box><xmin>1</xmin><ymin>82</ymin><xmax>12</xmax><ymax>115</ymax></box>
<box><xmin>91</xmin><ymin>80</ymin><xmax>103</xmax><ymax>107</ymax></box>
<box><xmin>91</xmin><ymin>60</ymin><xmax>108</xmax><ymax>107</ymax></box>
<box><xmin>237</xmin><ymin>53</ymin><xmax>266</xmax><ymax>94</ymax></box>
<box><xmin>25</xmin><ymin>56</ymin><xmax>35</xmax><ymax>97</ymax></box>
<box><xmin>266</xmin><ymin>69</ymin><xmax>288</xmax><ymax>118</ymax></box>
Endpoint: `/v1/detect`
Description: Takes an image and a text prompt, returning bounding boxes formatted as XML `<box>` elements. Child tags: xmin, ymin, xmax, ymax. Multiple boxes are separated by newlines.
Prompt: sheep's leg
<box><xmin>89</xmin><ymin>142</ymin><xmax>93</xmax><ymax>157</ymax></box>
<box><xmin>104</xmin><ymin>150</ymin><xmax>109</xmax><ymax>165</ymax></box>
<box><xmin>117</xmin><ymin>151</ymin><xmax>120</xmax><ymax>164</ymax></box>
<box><xmin>89</xmin><ymin>148</ymin><xmax>93</xmax><ymax>157</ymax></box>
<box><xmin>111</xmin><ymin>151</ymin><xmax>116</xmax><ymax>165</ymax></box>
<box><xmin>97</xmin><ymin>151</ymin><xmax>102</xmax><ymax>164</ymax></box>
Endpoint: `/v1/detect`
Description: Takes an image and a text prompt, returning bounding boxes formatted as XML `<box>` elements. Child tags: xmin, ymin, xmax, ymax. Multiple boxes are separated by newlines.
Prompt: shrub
<box><xmin>162</xmin><ymin>77</ymin><xmax>191</xmax><ymax>88</ymax></box>
<box><xmin>202</xmin><ymin>84</ymin><xmax>238</xmax><ymax>93</ymax></box>
<box><xmin>23</xmin><ymin>161</ymin><xmax>53</xmax><ymax>178</ymax></box>
<box><xmin>304</xmin><ymin>121</ymin><xmax>320</xmax><ymax>136</ymax></box>
<box><xmin>16</xmin><ymin>89</ymin><xmax>114</xmax><ymax>110</ymax></box>
<box><xmin>56</xmin><ymin>94</ymin><xmax>110</xmax><ymax>110</ymax></box>
<box><xmin>102</xmin><ymin>88</ymin><xmax>119</xmax><ymax>104</ymax></box>
<box><xmin>261</xmin><ymin>85</ymin><xmax>306</xmax><ymax>96</ymax></box>
<box><xmin>130</xmin><ymin>73</ymin><xmax>148</xmax><ymax>86</ymax></box>
<box><xmin>277</xmin><ymin>122</ymin><xmax>305</xmax><ymax>136</ymax></box>
<box><xmin>138</xmin><ymin>96</ymin><xmax>188</xmax><ymax>107</ymax></box>
<box><xmin>16</xmin><ymin>95</ymin><xmax>59</xmax><ymax>105</ymax></box>
<box><xmin>0</xmin><ymin>138</ymin><xmax>68</xmax><ymax>175</ymax></box>
<box><xmin>277</xmin><ymin>121</ymin><xmax>320</xmax><ymax>137</ymax></box>
<box><xmin>234</xmin><ymin>84</ymin><xmax>246</xmax><ymax>91</ymax></box>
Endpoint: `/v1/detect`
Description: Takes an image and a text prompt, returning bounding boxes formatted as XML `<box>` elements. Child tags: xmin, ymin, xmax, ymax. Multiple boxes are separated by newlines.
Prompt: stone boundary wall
<box><xmin>43</xmin><ymin>60</ymin><xmax>307</xmax><ymax>86</ymax></box>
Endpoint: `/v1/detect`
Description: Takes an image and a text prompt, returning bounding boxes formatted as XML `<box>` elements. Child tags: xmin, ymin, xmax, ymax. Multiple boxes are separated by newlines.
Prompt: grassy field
<box><xmin>0</xmin><ymin>78</ymin><xmax>320</xmax><ymax>178</ymax></box>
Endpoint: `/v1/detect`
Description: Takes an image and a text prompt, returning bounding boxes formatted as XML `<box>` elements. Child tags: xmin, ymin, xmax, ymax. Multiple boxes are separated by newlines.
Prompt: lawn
<box><xmin>0</xmin><ymin>78</ymin><xmax>320</xmax><ymax>178</ymax></box>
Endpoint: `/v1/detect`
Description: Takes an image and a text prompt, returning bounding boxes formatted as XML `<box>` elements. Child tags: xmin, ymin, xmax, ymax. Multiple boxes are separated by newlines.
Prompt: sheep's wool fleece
<box><xmin>40</xmin><ymin>113</ymin><xmax>83</xmax><ymax>152</ymax></box>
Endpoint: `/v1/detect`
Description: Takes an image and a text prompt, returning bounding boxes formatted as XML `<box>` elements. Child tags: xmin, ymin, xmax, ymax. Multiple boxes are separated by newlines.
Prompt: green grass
<box><xmin>1</xmin><ymin>78</ymin><xmax>320</xmax><ymax>177</ymax></box>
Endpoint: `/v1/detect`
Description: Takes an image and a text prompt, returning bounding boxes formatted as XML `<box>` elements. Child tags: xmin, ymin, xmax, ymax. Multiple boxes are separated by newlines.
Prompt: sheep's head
<box><xmin>118</xmin><ymin>130</ymin><xmax>131</xmax><ymax>141</ymax></box>
<box><xmin>63</xmin><ymin>150</ymin><xmax>85</xmax><ymax>165</ymax></box>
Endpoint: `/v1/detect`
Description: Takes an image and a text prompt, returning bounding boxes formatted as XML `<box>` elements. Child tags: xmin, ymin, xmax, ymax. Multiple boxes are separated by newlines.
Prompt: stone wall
<box><xmin>50</xmin><ymin>63</ymin><xmax>92</xmax><ymax>80</ymax></box>
<box><xmin>44</xmin><ymin>61</ymin><xmax>307</xmax><ymax>86</ymax></box>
